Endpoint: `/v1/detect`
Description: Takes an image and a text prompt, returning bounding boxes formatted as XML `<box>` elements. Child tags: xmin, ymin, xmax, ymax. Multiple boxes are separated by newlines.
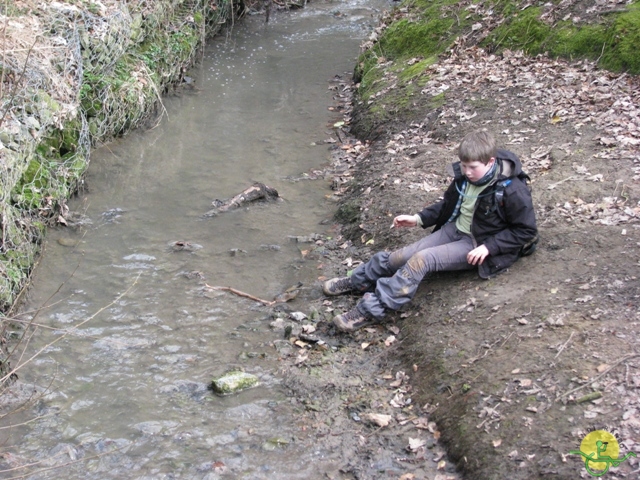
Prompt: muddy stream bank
<box><xmin>0</xmin><ymin>2</ymin><xmax>458</xmax><ymax>479</ymax></box>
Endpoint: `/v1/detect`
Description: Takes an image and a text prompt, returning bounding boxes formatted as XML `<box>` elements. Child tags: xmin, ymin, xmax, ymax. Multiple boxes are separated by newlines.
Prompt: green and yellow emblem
<box><xmin>570</xmin><ymin>430</ymin><xmax>637</xmax><ymax>477</ymax></box>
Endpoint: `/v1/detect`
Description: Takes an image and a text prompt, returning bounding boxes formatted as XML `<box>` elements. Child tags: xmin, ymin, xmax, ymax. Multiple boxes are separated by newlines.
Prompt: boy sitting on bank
<box><xmin>324</xmin><ymin>130</ymin><xmax>538</xmax><ymax>332</ymax></box>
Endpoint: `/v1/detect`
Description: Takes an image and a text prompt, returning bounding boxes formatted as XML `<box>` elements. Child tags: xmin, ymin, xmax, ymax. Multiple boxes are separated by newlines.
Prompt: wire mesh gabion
<box><xmin>0</xmin><ymin>0</ymin><xmax>233</xmax><ymax>313</ymax></box>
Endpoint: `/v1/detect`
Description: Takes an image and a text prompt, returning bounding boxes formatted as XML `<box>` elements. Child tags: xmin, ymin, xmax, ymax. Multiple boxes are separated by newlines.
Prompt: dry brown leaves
<box><xmin>414</xmin><ymin>45</ymin><xmax>640</xmax><ymax>226</ymax></box>
<box><xmin>421</xmin><ymin>46</ymin><xmax>639</xmax><ymax>161</ymax></box>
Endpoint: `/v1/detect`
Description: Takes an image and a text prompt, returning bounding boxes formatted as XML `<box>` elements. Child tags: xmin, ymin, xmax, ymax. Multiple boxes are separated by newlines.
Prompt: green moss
<box><xmin>484</xmin><ymin>6</ymin><xmax>550</xmax><ymax>52</ymax></box>
<box><xmin>355</xmin><ymin>0</ymin><xmax>464</xmax><ymax>98</ymax></box>
<box><xmin>398</xmin><ymin>57</ymin><xmax>436</xmax><ymax>83</ymax></box>
<box><xmin>335</xmin><ymin>202</ymin><xmax>361</xmax><ymax>224</ymax></box>
<box><xmin>211</xmin><ymin>371</ymin><xmax>259</xmax><ymax>395</ymax></box>
<box><xmin>35</xmin><ymin>122</ymin><xmax>80</xmax><ymax>159</ymax></box>
<box><xmin>484</xmin><ymin>2</ymin><xmax>640</xmax><ymax>74</ymax></box>
<box><xmin>599</xmin><ymin>6</ymin><xmax>640</xmax><ymax>73</ymax></box>
<box><xmin>20</xmin><ymin>159</ymin><xmax>49</xmax><ymax>190</ymax></box>
<box><xmin>384</xmin><ymin>18</ymin><xmax>454</xmax><ymax>58</ymax></box>
<box><xmin>429</xmin><ymin>92</ymin><xmax>446</xmax><ymax>109</ymax></box>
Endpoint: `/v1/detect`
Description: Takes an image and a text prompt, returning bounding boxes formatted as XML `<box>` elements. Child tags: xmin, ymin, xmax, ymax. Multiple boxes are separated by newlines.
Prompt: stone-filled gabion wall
<box><xmin>0</xmin><ymin>0</ymin><xmax>236</xmax><ymax>315</ymax></box>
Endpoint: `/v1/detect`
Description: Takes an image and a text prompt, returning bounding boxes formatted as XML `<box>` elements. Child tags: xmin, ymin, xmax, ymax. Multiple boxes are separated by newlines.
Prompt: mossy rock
<box><xmin>211</xmin><ymin>371</ymin><xmax>259</xmax><ymax>395</ymax></box>
<box><xmin>334</xmin><ymin>201</ymin><xmax>361</xmax><ymax>224</ymax></box>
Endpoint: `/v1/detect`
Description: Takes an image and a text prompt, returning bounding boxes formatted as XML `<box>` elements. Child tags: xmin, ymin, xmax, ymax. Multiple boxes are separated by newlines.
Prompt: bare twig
<box><xmin>554</xmin><ymin>331</ymin><xmax>574</xmax><ymax>359</ymax></box>
<box><xmin>1</xmin><ymin>0</ymin><xmax>7</xmax><ymax>102</ymax></box>
<box><xmin>205</xmin><ymin>283</ymin><xmax>275</xmax><ymax>306</ymax></box>
<box><xmin>595</xmin><ymin>41</ymin><xmax>606</xmax><ymax>64</ymax></box>
<box><xmin>0</xmin><ymin>443</ymin><xmax>127</xmax><ymax>479</ymax></box>
<box><xmin>0</xmin><ymin>363</ymin><xmax>57</xmax><ymax>420</ymax></box>
<box><xmin>561</xmin><ymin>353</ymin><xmax>640</xmax><ymax>399</ymax></box>
<box><xmin>0</xmin><ymin>412</ymin><xmax>55</xmax><ymax>430</ymax></box>
<box><xmin>4</xmin><ymin>261</ymin><xmax>79</xmax><ymax>363</ymax></box>
<box><xmin>0</xmin><ymin>37</ymin><xmax>38</xmax><ymax>129</ymax></box>
<box><xmin>0</xmin><ymin>274</ymin><xmax>140</xmax><ymax>384</ymax></box>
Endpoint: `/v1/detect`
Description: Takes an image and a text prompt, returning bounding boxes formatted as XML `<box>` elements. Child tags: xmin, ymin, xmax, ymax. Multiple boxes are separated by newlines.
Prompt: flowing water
<box><xmin>0</xmin><ymin>1</ymin><xmax>389</xmax><ymax>478</ymax></box>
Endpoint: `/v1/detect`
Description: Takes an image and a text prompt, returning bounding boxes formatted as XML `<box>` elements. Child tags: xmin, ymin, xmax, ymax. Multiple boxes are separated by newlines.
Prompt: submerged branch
<box><xmin>204</xmin><ymin>182</ymin><xmax>279</xmax><ymax>217</ymax></box>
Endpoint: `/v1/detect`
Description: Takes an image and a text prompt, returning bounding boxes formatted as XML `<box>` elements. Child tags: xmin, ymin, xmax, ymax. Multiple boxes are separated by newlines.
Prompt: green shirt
<box><xmin>455</xmin><ymin>182</ymin><xmax>491</xmax><ymax>235</ymax></box>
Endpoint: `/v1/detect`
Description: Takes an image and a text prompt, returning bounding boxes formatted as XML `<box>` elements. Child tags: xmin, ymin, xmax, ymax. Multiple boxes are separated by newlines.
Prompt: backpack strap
<box><xmin>494</xmin><ymin>179</ymin><xmax>512</xmax><ymax>207</ymax></box>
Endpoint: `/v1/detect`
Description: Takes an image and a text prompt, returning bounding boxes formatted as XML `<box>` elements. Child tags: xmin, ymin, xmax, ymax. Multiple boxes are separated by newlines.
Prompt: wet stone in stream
<box><xmin>167</xmin><ymin>240</ymin><xmax>203</xmax><ymax>252</ymax></box>
<box><xmin>211</xmin><ymin>371</ymin><xmax>259</xmax><ymax>395</ymax></box>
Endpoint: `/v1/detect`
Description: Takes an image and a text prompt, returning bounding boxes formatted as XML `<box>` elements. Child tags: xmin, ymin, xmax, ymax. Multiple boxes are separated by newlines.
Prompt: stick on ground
<box><xmin>205</xmin><ymin>284</ymin><xmax>275</xmax><ymax>306</ymax></box>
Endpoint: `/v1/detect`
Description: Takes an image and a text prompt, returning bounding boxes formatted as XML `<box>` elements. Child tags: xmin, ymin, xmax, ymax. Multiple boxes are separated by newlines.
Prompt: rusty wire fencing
<box><xmin>0</xmin><ymin>0</ymin><xmax>233</xmax><ymax>318</ymax></box>
<box><xmin>0</xmin><ymin>0</ymin><xmax>237</xmax><ymax>390</ymax></box>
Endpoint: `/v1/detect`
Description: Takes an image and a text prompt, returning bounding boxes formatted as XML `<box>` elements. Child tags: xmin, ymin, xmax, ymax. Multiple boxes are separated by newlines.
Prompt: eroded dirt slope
<box><xmin>280</xmin><ymin>43</ymin><xmax>639</xmax><ymax>479</ymax></box>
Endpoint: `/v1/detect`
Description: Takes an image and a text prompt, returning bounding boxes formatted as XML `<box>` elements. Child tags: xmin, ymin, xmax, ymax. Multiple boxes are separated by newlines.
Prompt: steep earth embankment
<box><xmin>295</xmin><ymin>1</ymin><xmax>640</xmax><ymax>479</ymax></box>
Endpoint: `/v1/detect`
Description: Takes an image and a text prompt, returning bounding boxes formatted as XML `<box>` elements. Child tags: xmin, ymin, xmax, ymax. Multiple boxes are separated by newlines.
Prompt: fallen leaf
<box><xmin>361</xmin><ymin>342</ymin><xmax>370</xmax><ymax>350</ymax></box>
<box><xmin>294</xmin><ymin>352</ymin><xmax>308</xmax><ymax>365</ymax></box>
<box><xmin>387</xmin><ymin>325</ymin><xmax>400</xmax><ymax>335</ymax></box>
<box><xmin>302</xmin><ymin>324</ymin><xmax>316</xmax><ymax>334</ymax></box>
<box><xmin>493</xmin><ymin>438</ymin><xmax>502</xmax><ymax>448</ymax></box>
<box><xmin>437</xmin><ymin>460</ymin><xmax>446</xmax><ymax>470</ymax></box>
<box><xmin>362</xmin><ymin>413</ymin><xmax>392</xmax><ymax>427</ymax></box>
<box><xmin>575</xmin><ymin>295</ymin><xmax>593</xmax><ymax>303</ymax></box>
<box><xmin>413</xmin><ymin>417</ymin><xmax>431</xmax><ymax>429</ymax></box>
<box><xmin>384</xmin><ymin>335</ymin><xmax>396</xmax><ymax>347</ymax></box>
<box><xmin>407</xmin><ymin>437</ymin><xmax>426</xmax><ymax>452</ymax></box>
<box><xmin>390</xmin><ymin>393</ymin><xmax>406</xmax><ymax>408</ymax></box>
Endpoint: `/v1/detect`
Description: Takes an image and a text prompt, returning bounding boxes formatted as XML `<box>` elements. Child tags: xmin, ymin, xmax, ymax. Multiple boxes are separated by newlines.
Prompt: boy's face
<box><xmin>461</xmin><ymin>158</ymin><xmax>495</xmax><ymax>183</ymax></box>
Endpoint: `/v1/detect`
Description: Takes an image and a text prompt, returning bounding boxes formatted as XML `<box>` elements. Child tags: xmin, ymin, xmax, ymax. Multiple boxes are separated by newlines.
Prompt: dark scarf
<box><xmin>447</xmin><ymin>160</ymin><xmax>498</xmax><ymax>224</ymax></box>
<box><xmin>469</xmin><ymin>159</ymin><xmax>498</xmax><ymax>186</ymax></box>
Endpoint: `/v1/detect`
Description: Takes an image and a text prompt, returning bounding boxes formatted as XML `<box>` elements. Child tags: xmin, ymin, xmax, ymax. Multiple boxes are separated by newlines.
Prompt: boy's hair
<box><xmin>458</xmin><ymin>130</ymin><xmax>497</xmax><ymax>164</ymax></box>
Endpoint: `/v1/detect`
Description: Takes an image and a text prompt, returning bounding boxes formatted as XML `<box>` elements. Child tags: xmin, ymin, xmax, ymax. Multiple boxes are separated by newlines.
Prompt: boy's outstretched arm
<box><xmin>392</xmin><ymin>214</ymin><xmax>422</xmax><ymax>228</ymax></box>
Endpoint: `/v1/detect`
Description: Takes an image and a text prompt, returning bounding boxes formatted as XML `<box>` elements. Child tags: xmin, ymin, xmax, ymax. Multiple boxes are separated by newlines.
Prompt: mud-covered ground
<box><xmin>276</xmin><ymin>45</ymin><xmax>640</xmax><ymax>479</ymax></box>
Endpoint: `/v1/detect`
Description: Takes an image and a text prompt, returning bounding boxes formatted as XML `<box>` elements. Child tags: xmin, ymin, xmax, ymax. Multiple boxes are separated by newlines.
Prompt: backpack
<box><xmin>493</xmin><ymin>171</ymin><xmax>538</xmax><ymax>257</ymax></box>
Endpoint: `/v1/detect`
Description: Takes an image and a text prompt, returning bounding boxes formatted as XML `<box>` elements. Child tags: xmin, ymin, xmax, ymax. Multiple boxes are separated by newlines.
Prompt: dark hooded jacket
<box><xmin>416</xmin><ymin>149</ymin><xmax>538</xmax><ymax>279</ymax></box>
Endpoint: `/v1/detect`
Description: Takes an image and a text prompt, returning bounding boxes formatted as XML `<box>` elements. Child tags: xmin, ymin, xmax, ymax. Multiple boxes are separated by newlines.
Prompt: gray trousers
<box><xmin>351</xmin><ymin>222</ymin><xmax>475</xmax><ymax>319</ymax></box>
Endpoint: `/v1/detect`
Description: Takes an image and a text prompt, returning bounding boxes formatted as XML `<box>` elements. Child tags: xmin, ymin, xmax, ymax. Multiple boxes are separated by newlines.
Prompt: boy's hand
<box><xmin>467</xmin><ymin>245</ymin><xmax>490</xmax><ymax>265</ymax></box>
<box><xmin>392</xmin><ymin>215</ymin><xmax>418</xmax><ymax>228</ymax></box>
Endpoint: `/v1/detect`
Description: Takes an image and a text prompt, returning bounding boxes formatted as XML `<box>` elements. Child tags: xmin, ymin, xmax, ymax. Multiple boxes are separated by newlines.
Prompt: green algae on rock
<box><xmin>211</xmin><ymin>371</ymin><xmax>259</xmax><ymax>395</ymax></box>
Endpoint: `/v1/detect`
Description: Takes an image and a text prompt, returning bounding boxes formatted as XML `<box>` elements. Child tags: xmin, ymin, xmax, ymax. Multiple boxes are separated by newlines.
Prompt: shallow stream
<box><xmin>0</xmin><ymin>2</ymin><xmax>389</xmax><ymax>478</ymax></box>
